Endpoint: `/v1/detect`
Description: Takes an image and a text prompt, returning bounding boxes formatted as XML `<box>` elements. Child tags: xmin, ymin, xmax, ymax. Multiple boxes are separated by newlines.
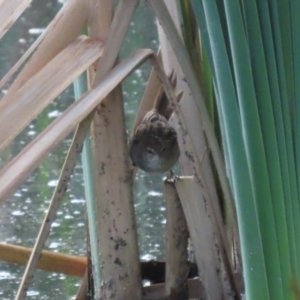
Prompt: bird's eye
<box><xmin>147</xmin><ymin>148</ymin><xmax>155</xmax><ymax>154</ymax></box>
<box><xmin>149</xmin><ymin>115</ymin><xmax>159</xmax><ymax>122</ymax></box>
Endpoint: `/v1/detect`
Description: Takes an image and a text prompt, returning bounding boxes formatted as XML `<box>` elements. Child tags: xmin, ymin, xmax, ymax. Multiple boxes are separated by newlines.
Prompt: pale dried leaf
<box><xmin>151</xmin><ymin>57</ymin><xmax>237</xmax><ymax>298</ymax></box>
<box><xmin>175</xmin><ymin>176</ymin><xmax>224</xmax><ymax>300</ymax></box>
<box><xmin>152</xmin><ymin>0</ymin><xmax>239</xmax><ymax>273</ymax></box>
<box><xmin>164</xmin><ymin>179</ymin><xmax>189</xmax><ymax>299</ymax></box>
<box><xmin>0</xmin><ymin>49</ymin><xmax>153</xmax><ymax>201</ymax></box>
<box><xmin>93</xmin><ymin>88</ymin><xmax>142</xmax><ymax>299</ymax></box>
<box><xmin>1</xmin><ymin>0</ymin><xmax>88</xmax><ymax>94</ymax></box>
<box><xmin>0</xmin><ymin>0</ymin><xmax>31</xmax><ymax>40</ymax></box>
<box><xmin>149</xmin><ymin>0</ymin><xmax>234</xmax><ymax>225</ymax></box>
<box><xmin>87</xmin><ymin>0</ymin><xmax>113</xmax><ymax>38</ymax></box>
<box><xmin>88</xmin><ymin>1</ymin><xmax>142</xmax><ymax>298</ymax></box>
<box><xmin>75</xmin><ymin>271</ymin><xmax>88</xmax><ymax>300</ymax></box>
<box><xmin>86</xmin><ymin>0</ymin><xmax>113</xmax><ymax>84</ymax></box>
<box><xmin>16</xmin><ymin>116</ymin><xmax>92</xmax><ymax>299</ymax></box>
<box><xmin>85</xmin><ymin>1</ymin><xmax>114</xmax><ymax>297</ymax></box>
<box><xmin>92</xmin><ymin>0</ymin><xmax>139</xmax><ymax>85</ymax></box>
<box><xmin>0</xmin><ymin>36</ymin><xmax>103</xmax><ymax>151</ymax></box>
<box><xmin>132</xmin><ymin>65</ymin><xmax>161</xmax><ymax>130</ymax></box>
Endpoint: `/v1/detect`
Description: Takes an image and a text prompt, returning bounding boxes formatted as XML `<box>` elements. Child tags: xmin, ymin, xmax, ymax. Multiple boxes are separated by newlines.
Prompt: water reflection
<box><xmin>0</xmin><ymin>0</ymin><xmax>167</xmax><ymax>299</ymax></box>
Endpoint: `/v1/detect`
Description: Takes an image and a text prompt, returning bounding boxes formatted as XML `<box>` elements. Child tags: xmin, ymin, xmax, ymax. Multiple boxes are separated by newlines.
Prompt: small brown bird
<box><xmin>129</xmin><ymin>109</ymin><xmax>180</xmax><ymax>173</ymax></box>
<box><xmin>129</xmin><ymin>71</ymin><xmax>182</xmax><ymax>173</ymax></box>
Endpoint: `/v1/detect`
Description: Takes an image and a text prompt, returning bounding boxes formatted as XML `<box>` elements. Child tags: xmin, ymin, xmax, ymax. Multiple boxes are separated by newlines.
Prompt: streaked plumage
<box><xmin>129</xmin><ymin>109</ymin><xmax>180</xmax><ymax>173</ymax></box>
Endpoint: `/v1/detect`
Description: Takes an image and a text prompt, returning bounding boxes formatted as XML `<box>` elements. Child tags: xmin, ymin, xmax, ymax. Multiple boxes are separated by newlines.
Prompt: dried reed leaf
<box><xmin>88</xmin><ymin>1</ymin><xmax>142</xmax><ymax>298</ymax></box>
<box><xmin>171</xmin><ymin>95</ymin><xmax>240</xmax><ymax>280</ymax></box>
<box><xmin>0</xmin><ymin>48</ymin><xmax>153</xmax><ymax>202</ymax></box>
<box><xmin>86</xmin><ymin>0</ymin><xmax>113</xmax><ymax>84</ymax></box>
<box><xmin>164</xmin><ymin>179</ymin><xmax>189</xmax><ymax>299</ymax></box>
<box><xmin>87</xmin><ymin>0</ymin><xmax>113</xmax><ymax>40</ymax></box>
<box><xmin>132</xmin><ymin>65</ymin><xmax>161</xmax><ymax>129</ymax></box>
<box><xmin>85</xmin><ymin>1</ymin><xmax>115</xmax><ymax>298</ymax></box>
<box><xmin>131</xmin><ymin>52</ymin><xmax>178</xmax><ymax>132</ymax></box>
<box><xmin>155</xmin><ymin>0</ymin><xmax>220</xmax><ymax>208</ymax></box>
<box><xmin>93</xmin><ymin>88</ymin><xmax>142</xmax><ymax>299</ymax></box>
<box><xmin>89</xmin><ymin>0</ymin><xmax>142</xmax><ymax>300</ymax></box>
<box><xmin>152</xmin><ymin>0</ymin><xmax>239</xmax><ymax>276</ymax></box>
<box><xmin>85</xmin><ymin>2</ymin><xmax>116</xmax><ymax>297</ymax></box>
<box><xmin>0</xmin><ymin>0</ymin><xmax>31</xmax><ymax>40</ymax></box>
<box><xmin>15</xmin><ymin>116</ymin><xmax>92</xmax><ymax>299</ymax></box>
<box><xmin>0</xmin><ymin>0</ymin><xmax>88</xmax><ymax>93</ymax></box>
<box><xmin>175</xmin><ymin>176</ymin><xmax>224</xmax><ymax>300</ymax></box>
<box><xmin>0</xmin><ymin>36</ymin><xmax>103</xmax><ymax>152</ymax></box>
<box><xmin>14</xmin><ymin>2</ymin><xmax>100</xmax><ymax>288</ymax></box>
<box><xmin>155</xmin><ymin>0</ymin><xmax>220</xmax><ymax>207</ymax></box>
<box><xmin>75</xmin><ymin>271</ymin><xmax>88</xmax><ymax>300</ymax></box>
<box><xmin>92</xmin><ymin>0</ymin><xmax>139</xmax><ymax>84</ymax></box>
<box><xmin>155</xmin><ymin>0</ymin><xmax>183</xmax><ymax>73</ymax></box>
<box><xmin>170</xmin><ymin>95</ymin><xmax>230</xmax><ymax>260</ymax></box>
<box><xmin>151</xmin><ymin>56</ymin><xmax>238</xmax><ymax>298</ymax></box>
<box><xmin>149</xmin><ymin>0</ymin><xmax>235</xmax><ymax>235</ymax></box>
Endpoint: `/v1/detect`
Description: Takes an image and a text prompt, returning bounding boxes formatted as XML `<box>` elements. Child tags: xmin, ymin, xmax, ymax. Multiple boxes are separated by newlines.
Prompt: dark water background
<box><xmin>0</xmin><ymin>1</ymin><xmax>167</xmax><ymax>299</ymax></box>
